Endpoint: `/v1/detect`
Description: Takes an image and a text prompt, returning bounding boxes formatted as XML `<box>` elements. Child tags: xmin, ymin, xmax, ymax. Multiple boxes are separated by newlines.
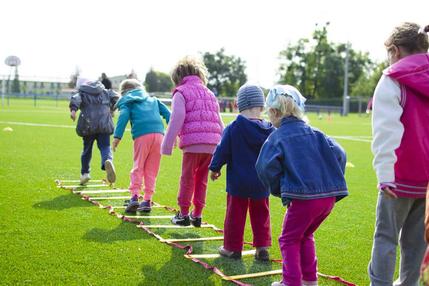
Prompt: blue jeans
<box><xmin>81</xmin><ymin>133</ymin><xmax>112</xmax><ymax>175</ymax></box>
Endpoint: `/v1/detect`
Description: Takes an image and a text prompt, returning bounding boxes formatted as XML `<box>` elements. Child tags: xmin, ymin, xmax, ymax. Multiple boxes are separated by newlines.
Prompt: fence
<box><xmin>0</xmin><ymin>92</ymin><xmax>371</xmax><ymax>115</ymax></box>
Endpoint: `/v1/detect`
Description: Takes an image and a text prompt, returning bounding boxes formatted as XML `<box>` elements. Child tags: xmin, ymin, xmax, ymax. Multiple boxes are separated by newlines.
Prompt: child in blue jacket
<box><xmin>210</xmin><ymin>84</ymin><xmax>275</xmax><ymax>261</ymax></box>
<box><xmin>256</xmin><ymin>85</ymin><xmax>348</xmax><ymax>286</ymax></box>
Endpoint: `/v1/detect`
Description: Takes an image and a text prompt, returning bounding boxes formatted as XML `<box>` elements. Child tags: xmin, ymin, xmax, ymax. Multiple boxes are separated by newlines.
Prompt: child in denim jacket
<box><xmin>256</xmin><ymin>85</ymin><xmax>348</xmax><ymax>286</ymax></box>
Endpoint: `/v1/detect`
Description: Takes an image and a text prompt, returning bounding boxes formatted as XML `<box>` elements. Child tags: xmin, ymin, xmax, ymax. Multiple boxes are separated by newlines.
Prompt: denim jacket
<box><xmin>255</xmin><ymin>116</ymin><xmax>348</xmax><ymax>205</ymax></box>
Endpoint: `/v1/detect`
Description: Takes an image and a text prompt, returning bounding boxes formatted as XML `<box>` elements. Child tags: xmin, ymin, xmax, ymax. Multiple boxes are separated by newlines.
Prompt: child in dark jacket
<box><xmin>69</xmin><ymin>78</ymin><xmax>119</xmax><ymax>185</ymax></box>
<box><xmin>209</xmin><ymin>84</ymin><xmax>275</xmax><ymax>261</ymax></box>
<box><xmin>256</xmin><ymin>85</ymin><xmax>348</xmax><ymax>286</ymax></box>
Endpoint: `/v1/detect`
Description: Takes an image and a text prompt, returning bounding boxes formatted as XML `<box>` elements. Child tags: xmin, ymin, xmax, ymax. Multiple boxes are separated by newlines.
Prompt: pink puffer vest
<box><xmin>173</xmin><ymin>75</ymin><xmax>222</xmax><ymax>148</ymax></box>
<box><xmin>386</xmin><ymin>53</ymin><xmax>429</xmax><ymax>198</ymax></box>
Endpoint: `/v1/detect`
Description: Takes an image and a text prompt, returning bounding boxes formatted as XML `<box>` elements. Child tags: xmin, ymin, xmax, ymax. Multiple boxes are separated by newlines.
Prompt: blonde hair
<box><xmin>170</xmin><ymin>56</ymin><xmax>208</xmax><ymax>86</ymax></box>
<box><xmin>119</xmin><ymin>79</ymin><xmax>143</xmax><ymax>95</ymax></box>
<box><xmin>385</xmin><ymin>22</ymin><xmax>429</xmax><ymax>53</ymax></box>
<box><xmin>267</xmin><ymin>95</ymin><xmax>307</xmax><ymax>122</ymax></box>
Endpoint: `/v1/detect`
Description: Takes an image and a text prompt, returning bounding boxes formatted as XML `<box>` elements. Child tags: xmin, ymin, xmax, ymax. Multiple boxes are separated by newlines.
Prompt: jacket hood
<box><xmin>79</xmin><ymin>80</ymin><xmax>105</xmax><ymax>95</ymax></box>
<box><xmin>116</xmin><ymin>88</ymin><xmax>149</xmax><ymax>109</ymax></box>
<box><xmin>236</xmin><ymin>114</ymin><xmax>274</xmax><ymax>147</ymax></box>
<box><xmin>385</xmin><ymin>53</ymin><xmax>429</xmax><ymax>98</ymax></box>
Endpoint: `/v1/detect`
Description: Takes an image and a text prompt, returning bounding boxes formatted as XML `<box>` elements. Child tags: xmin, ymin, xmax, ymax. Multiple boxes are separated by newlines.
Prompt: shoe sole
<box><xmin>137</xmin><ymin>207</ymin><xmax>151</xmax><ymax>213</ymax></box>
<box><xmin>219</xmin><ymin>252</ymin><xmax>241</xmax><ymax>259</ymax></box>
<box><xmin>105</xmin><ymin>160</ymin><xmax>116</xmax><ymax>184</ymax></box>
<box><xmin>171</xmin><ymin>219</ymin><xmax>190</xmax><ymax>226</ymax></box>
<box><xmin>125</xmin><ymin>202</ymin><xmax>139</xmax><ymax>213</ymax></box>
<box><xmin>80</xmin><ymin>177</ymin><xmax>90</xmax><ymax>185</ymax></box>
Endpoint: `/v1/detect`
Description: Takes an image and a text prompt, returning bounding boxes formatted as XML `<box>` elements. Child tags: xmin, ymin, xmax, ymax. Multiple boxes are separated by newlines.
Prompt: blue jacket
<box><xmin>113</xmin><ymin>89</ymin><xmax>171</xmax><ymax>140</ymax></box>
<box><xmin>209</xmin><ymin>115</ymin><xmax>275</xmax><ymax>199</ymax></box>
<box><xmin>255</xmin><ymin>116</ymin><xmax>348</xmax><ymax>205</ymax></box>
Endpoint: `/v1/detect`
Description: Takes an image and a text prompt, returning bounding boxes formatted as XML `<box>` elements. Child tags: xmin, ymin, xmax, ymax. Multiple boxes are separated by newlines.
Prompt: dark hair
<box><xmin>385</xmin><ymin>23</ymin><xmax>429</xmax><ymax>53</ymax></box>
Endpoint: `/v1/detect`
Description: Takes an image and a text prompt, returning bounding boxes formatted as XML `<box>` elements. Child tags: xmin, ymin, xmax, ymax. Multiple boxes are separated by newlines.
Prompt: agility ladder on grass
<box><xmin>55</xmin><ymin>179</ymin><xmax>356</xmax><ymax>286</ymax></box>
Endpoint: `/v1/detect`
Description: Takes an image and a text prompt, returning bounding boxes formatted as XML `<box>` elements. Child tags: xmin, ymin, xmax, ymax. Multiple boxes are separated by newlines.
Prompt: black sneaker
<box><xmin>137</xmin><ymin>200</ymin><xmax>151</xmax><ymax>213</ymax></box>
<box><xmin>125</xmin><ymin>196</ymin><xmax>139</xmax><ymax>213</ymax></box>
<box><xmin>171</xmin><ymin>212</ymin><xmax>190</xmax><ymax>226</ymax></box>
<box><xmin>255</xmin><ymin>248</ymin><xmax>270</xmax><ymax>261</ymax></box>
<box><xmin>190</xmin><ymin>213</ymin><xmax>202</xmax><ymax>227</ymax></box>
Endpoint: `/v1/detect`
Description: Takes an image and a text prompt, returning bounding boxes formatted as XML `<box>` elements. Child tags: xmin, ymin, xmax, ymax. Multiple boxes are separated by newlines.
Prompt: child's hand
<box><xmin>381</xmin><ymin>186</ymin><xmax>398</xmax><ymax>199</ymax></box>
<box><xmin>210</xmin><ymin>171</ymin><xmax>221</xmax><ymax>181</ymax></box>
<box><xmin>112</xmin><ymin>138</ymin><xmax>121</xmax><ymax>152</ymax></box>
<box><xmin>70</xmin><ymin>110</ymin><xmax>76</xmax><ymax>121</ymax></box>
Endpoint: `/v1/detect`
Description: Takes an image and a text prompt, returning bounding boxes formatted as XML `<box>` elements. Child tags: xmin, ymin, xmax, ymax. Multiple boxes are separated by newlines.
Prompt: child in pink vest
<box><xmin>369</xmin><ymin>23</ymin><xmax>429</xmax><ymax>286</ymax></box>
<box><xmin>162</xmin><ymin>56</ymin><xmax>224</xmax><ymax>226</ymax></box>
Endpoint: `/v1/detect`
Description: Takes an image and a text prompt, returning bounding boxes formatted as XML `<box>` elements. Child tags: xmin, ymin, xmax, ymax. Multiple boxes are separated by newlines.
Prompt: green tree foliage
<box><xmin>351</xmin><ymin>61</ymin><xmax>388</xmax><ymax>97</ymax></box>
<box><xmin>278</xmin><ymin>23</ymin><xmax>373</xmax><ymax>99</ymax></box>
<box><xmin>202</xmin><ymin>48</ymin><xmax>247</xmax><ymax>97</ymax></box>
<box><xmin>144</xmin><ymin>69</ymin><xmax>173</xmax><ymax>92</ymax></box>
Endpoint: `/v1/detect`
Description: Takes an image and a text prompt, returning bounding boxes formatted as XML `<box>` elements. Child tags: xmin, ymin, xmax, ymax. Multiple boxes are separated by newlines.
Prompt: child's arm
<box><xmin>112</xmin><ymin>105</ymin><xmax>130</xmax><ymax>150</ymax></box>
<box><xmin>255</xmin><ymin>137</ymin><xmax>283</xmax><ymax>197</ymax></box>
<box><xmin>161</xmin><ymin>92</ymin><xmax>186</xmax><ymax>156</ymax></box>
<box><xmin>209</xmin><ymin>125</ymin><xmax>232</xmax><ymax>180</ymax></box>
<box><xmin>371</xmin><ymin>75</ymin><xmax>404</xmax><ymax>190</ymax></box>
<box><xmin>326</xmin><ymin>136</ymin><xmax>347</xmax><ymax>174</ymax></box>
<box><xmin>157</xmin><ymin>100</ymin><xmax>171</xmax><ymax>124</ymax></box>
<box><xmin>108</xmin><ymin>90</ymin><xmax>120</xmax><ymax>112</ymax></box>
<box><xmin>69</xmin><ymin>93</ymin><xmax>81</xmax><ymax>121</ymax></box>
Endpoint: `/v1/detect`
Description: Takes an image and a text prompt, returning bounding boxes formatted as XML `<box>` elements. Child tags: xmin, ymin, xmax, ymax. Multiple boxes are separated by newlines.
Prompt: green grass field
<box><xmin>0</xmin><ymin>99</ymin><xmax>380</xmax><ymax>285</ymax></box>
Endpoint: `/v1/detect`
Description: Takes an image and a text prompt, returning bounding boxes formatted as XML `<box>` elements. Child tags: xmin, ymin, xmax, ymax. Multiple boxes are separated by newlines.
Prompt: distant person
<box><xmin>69</xmin><ymin>77</ymin><xmax>119</xmax><ymax>185</ymax></box>
<box><xmin>369</xmin><ymin>23</ymin><xmax>429</xmax><ymax>286</ymax></box>
<box><xmin>161</xmin><ymin>56</ymin><xmax>224</xmax><ymax>227</ymax></box>
<box><xmin>101</xmin><ymin>73</ymin><xmax>112</xmax><ymax>89</ymax></box>
<box><xmin>256</xmin><ymin>85</ymin><xmax>348</xmax><ymax>286</ymax></box>
<box><xmin>366</xmin><ymin>96</ymin><xmax>373</xmax><ymax>114</ymax></box>
<box><xmin>113</xmin><ymin>79</ymin><xmax>170</xmax><ymax>213</ymax></box>
<box><xmin>209</xmin><ymin>84</ymin><xmax>275</xmax><ymax>261</ymax></box>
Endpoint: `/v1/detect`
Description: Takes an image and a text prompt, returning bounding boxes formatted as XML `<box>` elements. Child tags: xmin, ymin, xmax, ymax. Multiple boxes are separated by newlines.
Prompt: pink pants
<box><xmin>129</xmin><ymin>133</ymin><xmax>163</xmax><ymax>201</ymax></box>
<box><xmin>279</xmin><ymin>197</ymin><xmax>335</xmax><ymax>286</ymax></box>
<box><xmin>178</xmin><ymin>152</ymin><xmax>212</xmax><ymax>217</ymax></box>
<box><xmin>223</xmin><ymin>194</ymin><xmax>271</xmax><ymax>252</ymax></box>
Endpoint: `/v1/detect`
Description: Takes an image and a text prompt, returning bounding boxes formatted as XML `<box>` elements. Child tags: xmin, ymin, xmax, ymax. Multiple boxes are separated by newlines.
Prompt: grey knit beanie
<box><xmin>236</xmin><ymin>84</ymin><xmax>265</xmax><ymax>112</ymax></box>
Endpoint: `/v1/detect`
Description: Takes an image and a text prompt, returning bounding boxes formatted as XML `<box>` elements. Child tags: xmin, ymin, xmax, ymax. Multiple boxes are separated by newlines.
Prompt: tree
<box><xmin>351</xmin><ymin>61</ymin><xmax>388</xmax><ymax>97</ymax></box>
<box><xmin>144</xmin><ymin>69</ymin><xmax>173</xmax><ymax>92</ymax></box>
<box><xmin>202</xmin><ymin>48</ymin><xmax>247</xmax><ymax>97</ymax></box>
<box><xmin>278</xmin><ymin>23</ymin><xmax>373</xmax><ymax>99</ymax></box>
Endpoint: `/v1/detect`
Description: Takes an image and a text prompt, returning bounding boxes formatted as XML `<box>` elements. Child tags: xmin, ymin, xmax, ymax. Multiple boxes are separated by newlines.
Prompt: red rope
<box><xmin>70</xmin><ymin>185</ymin><xmax>357</xmax><ymax>286</ymax></box>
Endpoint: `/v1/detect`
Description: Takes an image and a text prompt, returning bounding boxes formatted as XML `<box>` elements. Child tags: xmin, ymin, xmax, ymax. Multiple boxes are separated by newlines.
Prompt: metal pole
<box><xmin>1</xmin><ymin>75</ymin><xmax>5</xmax><ymax>107</ymax></box>
<box><xmin>342</xmin><ymin>43</ymin><xmax>350</xmax><ymax>116</ymax></box>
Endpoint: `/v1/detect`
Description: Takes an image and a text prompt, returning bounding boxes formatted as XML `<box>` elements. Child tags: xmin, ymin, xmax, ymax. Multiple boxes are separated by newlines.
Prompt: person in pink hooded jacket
<box><xmin>161</xmin><ymin>56</ymin><xmax>224</xmax><ymax>227</ymax></box>
<box><xmin>369</xmin><ymin>23</ymin><xmax>429</xmax><ymax>286</ymax></box>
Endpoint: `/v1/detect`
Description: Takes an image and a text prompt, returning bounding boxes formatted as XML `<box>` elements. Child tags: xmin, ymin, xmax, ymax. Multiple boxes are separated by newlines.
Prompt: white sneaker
<box><xmin>271</xmin><ymin>282</ymin><xmax>286</xmax><ymax>286</ymax></box>
<box><xmin>80</xmin><ymin>173</ymin><xmax>90</xmax><ymax>185</ymax></box>
<box><xmin>104</xmin><ymin>159</ymin><xmax>116</xmax><ymax>184</ymax></box>
<box><xmin>302</xmin><ymin>280</ymin><xmax>318</xmax><ymax>286</ymax></box>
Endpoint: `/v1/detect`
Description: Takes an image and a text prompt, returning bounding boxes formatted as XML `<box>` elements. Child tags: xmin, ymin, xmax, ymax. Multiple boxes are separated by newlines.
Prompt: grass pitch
<box><xmin>0</xmin><ymin>99</ymin><xmax>380</xmax><ymax>285</ymax></box>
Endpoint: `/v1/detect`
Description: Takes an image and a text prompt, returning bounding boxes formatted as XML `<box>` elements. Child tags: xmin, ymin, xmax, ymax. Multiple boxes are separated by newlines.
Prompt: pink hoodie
<box><xmin>386</xmin><ymin>53</ymin><xmax>429</xmax><ymax>197</ymax></box>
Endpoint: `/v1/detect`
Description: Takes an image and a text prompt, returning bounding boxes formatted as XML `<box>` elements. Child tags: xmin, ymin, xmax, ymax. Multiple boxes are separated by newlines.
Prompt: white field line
<box><xmin>331</xmin><ymin>136</ymin><xmax>372</xmax><ymax>143</ymax></box>
<box><xmin>1</xmin><ymin>120</ymin><xmax>372</xmax><ymax>143</ymax></box>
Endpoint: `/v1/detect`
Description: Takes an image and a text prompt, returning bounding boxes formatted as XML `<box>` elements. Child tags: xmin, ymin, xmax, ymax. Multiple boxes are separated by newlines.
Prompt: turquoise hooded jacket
<box><xmin>113</xmin><ymin>88</ymin><xmax>170</xmax><ymax>140</ymax></box>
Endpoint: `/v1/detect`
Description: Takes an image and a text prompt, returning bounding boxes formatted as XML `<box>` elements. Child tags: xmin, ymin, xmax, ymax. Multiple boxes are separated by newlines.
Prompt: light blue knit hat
<box><xmin>266</xmin><ymin>85</ymin><xmax>306</xmax><ymax>112</ymax></box>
